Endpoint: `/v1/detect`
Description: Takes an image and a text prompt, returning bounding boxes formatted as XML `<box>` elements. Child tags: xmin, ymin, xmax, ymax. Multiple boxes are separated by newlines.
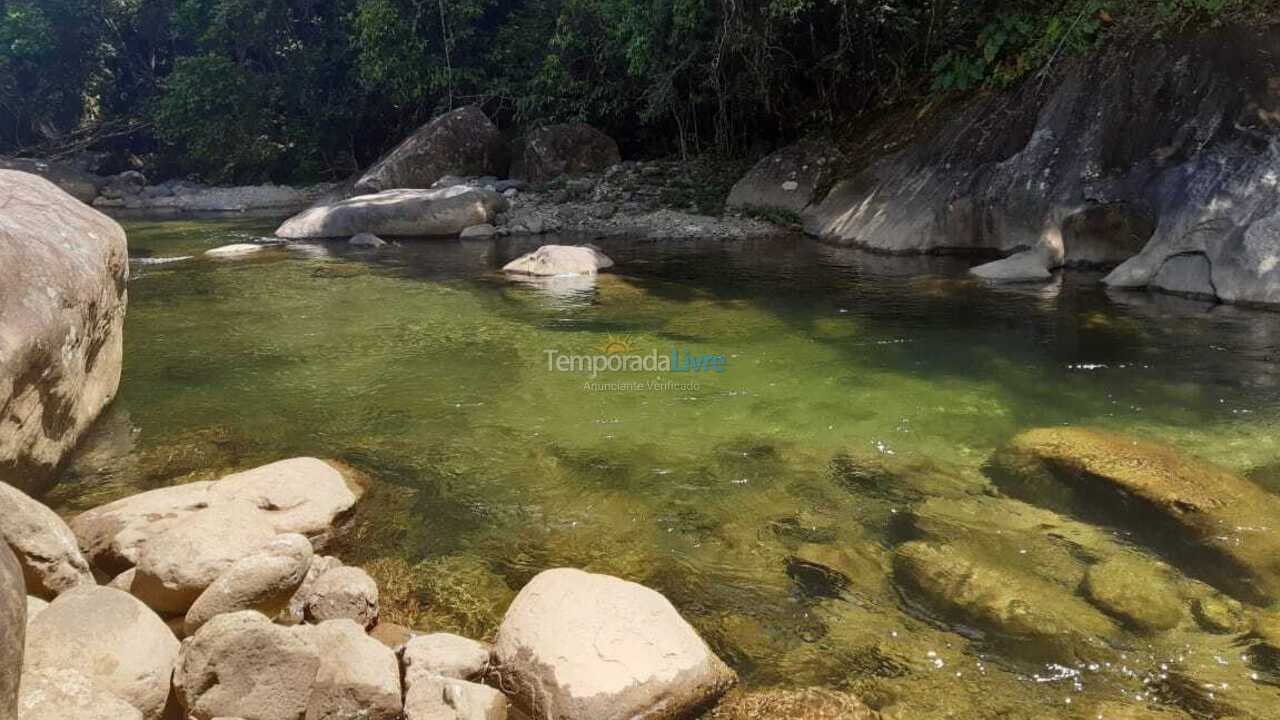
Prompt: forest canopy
<box><xmin>0</xmin><ymin>0</ymin><xmax>1269</xmax><ymax>183</ymax></box>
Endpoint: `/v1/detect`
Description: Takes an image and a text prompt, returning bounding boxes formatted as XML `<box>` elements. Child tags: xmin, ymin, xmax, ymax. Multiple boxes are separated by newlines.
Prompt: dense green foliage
<box><xmin>0</xmin><ymin>0</ymin><xmax>1270</xmax><ymax>182</ymax></box>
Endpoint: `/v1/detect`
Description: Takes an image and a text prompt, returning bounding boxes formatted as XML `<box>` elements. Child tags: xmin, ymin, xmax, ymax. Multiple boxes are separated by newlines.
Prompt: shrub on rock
<box><xmin>490</xmin><ymin>568</ymin><xmax>735</xmax><ymax>720</ymax></box>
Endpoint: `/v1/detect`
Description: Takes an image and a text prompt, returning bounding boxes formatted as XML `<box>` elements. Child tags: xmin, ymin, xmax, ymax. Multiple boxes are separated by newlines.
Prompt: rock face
<box><xmin>726</xmin><ymin>140</ymin><xmax>841</xmax><ymax>215</ymax></box>
<box><xmin>174</xmin><ymin>611</ymin><xmax>320</xmax><ymax>720</ymax></box>
<box><xmin>502</xmin><ymin>245</ymin><xmax>614</xmax><ymax>277</ymax></box>
<box><xmin>490</xmin><ymin>568</ymin><xmax>735</xmax><ymax>720</ymax></box>
<box><xmin>0</xmin><ymin>171</ymin><xmax>128</xmax><ymax>495</ymax></box>
<box><xmin>0</xmin><ymin>482</ymin><xmax>95</xmax><ymax>598</ymax></box>
<box><xmin>184</xmin><ymin>533</ymin><xmax>314</xmax><ymax>635</ymax></box>
<box><xmin>1</xmin><ymin>541</ymin><xmax>24</xmax><ymax>720</ymax></box>
<box><xmin>17</xmin><ymin>668</ymin><xmax>143</xmax><ymax>720</ymax></box>
<box><xmin>71</xmin><ymin>457</ymin><xmax>363</xmax><ymax>576</ymax></box>
<box><xmin>304</xmin><ymin>566</ymin><xmax>379</xmax><ymax>630</ymax></box>
<box><xmin>801</xmin><ymin>28</ymin><xmax>1280</xmax><ymax>306</ymax></box>
<box><xmin>23</xmin><ymin>586</ymin><xmax>179</xmax><ymax>720</ymax></box>
<box><xmin>307</xmin><ymin>620</ymin><xmax>402</xmax><ymax>720</ymax></box>
<box><xmin>511</xmin><ymin>123</ymin><xmax>621</xmax><ymax>184</ymax></box>
<box><xmin>275</xmin><ymin>187</ymin><xmax>507</xmax><ymax>239</ymax></box>
<box><xmin>356</xmin><ymin>106</ymin><xmax>509</xmax><ymax>194</ymax></box>
<box><xmin>988</xmin><ymin>427</ymin><xmax>1280</xmax><ymax>604</ymax></box>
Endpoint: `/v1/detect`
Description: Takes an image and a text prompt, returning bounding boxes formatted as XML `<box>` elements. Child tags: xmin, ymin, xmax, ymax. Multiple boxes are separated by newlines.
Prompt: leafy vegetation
<box><xmin>0</xmin><ymin>0</ymin><xmax>1272</xmax><ymax>182</ymax></box>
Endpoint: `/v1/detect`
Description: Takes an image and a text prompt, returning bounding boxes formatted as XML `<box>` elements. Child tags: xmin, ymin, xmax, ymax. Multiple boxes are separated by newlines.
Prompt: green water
<box><xmin>55</xmin><ymin>217</ymin><xmax>1280</xmax><ymax>719</ymax></box>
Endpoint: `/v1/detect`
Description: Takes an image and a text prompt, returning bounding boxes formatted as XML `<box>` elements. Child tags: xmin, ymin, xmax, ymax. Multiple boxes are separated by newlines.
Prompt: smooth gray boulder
<box><xmin>491</xmin><ymin>568</ymin><xmax>735</xmax><ymax>720</ymax></box>
<box><xmin>356</xmin><ymin>106</ymin><xmax>509</xmax><ymax>194</ymax></box>
<box><xmin>23</xmin><ymin>586</ymin><xmax>179</xmax><ymax>720</ymax></box>
<box><xmin>502</xmin><ymin>245</ymin><xmax>614</xmax><ymax>277</ymax></box>
<box><xmin>511</xmin><ymin>123</ymin><xmax>620</xmax><ymax>184</ymax></box>
<box><xmin>403</xmin><ymin>633</ymin><xmax>490</xmax><ymax>682</ymax></box>
<box><xmin>184</xmin><ymin>533</ymin><xmax>313</xmax><ymax>635</ymax></box>
<box><xmin>71</xmin><ymin>457</ymin><xmax>363</xmax><ymax>576</ymax></box>
<box><xmin>726</xmin><ymin>140</ymin><xmax>841</xmax><ymax>215</ymax></box>
<box><xmin>0</xmin><ymin>171</ymin><xmax>127</xmax><ymax>496</ymax></box>
<box><xmin>275</xmin><ymin>187</ymin><xmax>507</xmax><ymax>239</ymax></box>
<box><xmin>459</xmin><ymin>223</ymin><xmax>496</xmax><ymax>239</ymax></box>
<box><xmin>0</xmin><ymin>482</ymin><xmax>95</xmax><ymax>598</ymax></box>
<box><xmin>174</xmin><ymin>611</ymin><xmax>320</xmax><ymax>720</ymax></box>
<box><xmin>16</xmin><ymin>668</ymin><xmax>142</xmax><ymax>720</ymax></box>
<box><xmin>349</xmin><ymin>232</ymin><xmax>387</xmax><ymax>247</ymax></box>
<box><xmin>970</xmin><ymin>248</ymin><xmax>1057</xmax><ymax>283</ymax></box>
<box><xmin>304</xmin><ymin>566</ymin><xmax>379</xmax><ymax>630</ymax></box>
<box><xmin>307</xmin><ymin>619</ymin><xmax>402</xmax><ymax>720</ymax></box>
<box><xmin>1</xmin><ymin>541</ymin><xmax>23</xmax><ymax>720</ymax></box>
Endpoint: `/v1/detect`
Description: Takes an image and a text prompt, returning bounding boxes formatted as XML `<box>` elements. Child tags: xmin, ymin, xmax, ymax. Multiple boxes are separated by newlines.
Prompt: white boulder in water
<box><xmin>502</xmin><ymin>244</ymin><xmax>614</xmax><ymax>277</ymax></box>
<box><xmin>275</xmin><ymin>186</ymin><xmax>507</xmax><ymax>239</ymax></box>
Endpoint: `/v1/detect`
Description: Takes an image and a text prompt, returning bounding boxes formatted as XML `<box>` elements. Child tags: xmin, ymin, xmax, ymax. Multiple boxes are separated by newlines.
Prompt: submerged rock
<box><xmin>23</xmin><ymin>586</ymin><xmax>179</xmax><ymax>720</ymax></box>
<box><xmin>490</xmin><ymin>567</ymin><xmax>736</xmax><ymax>720</ymax></box>
<box><xmin>355</xmin><ymin>106</ymin><xmax>509</xmax><ymax>194</ymax></box>
<box><xmin>0</xmin><ymin>481</ymin><xmax>95</xmax><ymax>598</ymax></box>
<box><xmin>205</xmin><ymin>243</ymin><xmax>277</xmax><ymax>258</ymax></box>
<box><xmin>1081</xmin><ymin>558</ymin><xmax>1184</xmax><ymax>633</ymax></box>
<box><xmin>892</xmin><ymin>540</ymin><xmax>1117</xmax><ymax>663</ymax></box>
<box><xmin>275</xmin><ymin>187</ymin><xmax>507</xmax><ymax>239</ymax></box>
<box><xmin>0</xmin><ymin>171</ymin><xmax>127</xmax><ymax>496</ymax></box>
<box><xmin>988</xmin><ymin>427</ymin><xmax>1280</xmax><ymax>604</ymax></box>
<box><xmin>726</xmin><ymin>140</ymin><xmax>842</xmax><ymax>215</ymax></box>
<box><xmin>502</xmin><ymin>244</ymin><xmax>614</xmax><ymax>277</ymax></box>
<box><xmin>1191</xmin><ymin>594</ymin><xmax>1247</xmax><ymax>634</ymax></box>
<box><xmin>511</xmin><ymin>123</ymin><xmax>620</xmax><ymax>183</ymax></box>
<box><xmin>707</xmin><ymin>687</ymin><xmax>877</xmax><ymax>720</ymax></box>
<box><xmin>1</xmin><ymin>541</ymin><xmax>23</xmax><ymax>720</ymax></box>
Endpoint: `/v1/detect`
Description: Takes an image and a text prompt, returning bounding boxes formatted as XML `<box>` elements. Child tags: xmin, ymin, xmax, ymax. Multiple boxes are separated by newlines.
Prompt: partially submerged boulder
<box><xmin>502</xmin><ymin>245</ymin><xmax>614</xmax><ymax>277</ymax></box>
<box><xmin>16</xmin><ymin>668</ymin><xmax>143</xmax><ymax>720</ymax></box>
<box><xmin>275</xmin><ymin>187</ymin><xmax>507</xmax><ymax>239</ymax></box>
<box><xmin>184</xmin><ymin>533</ymin><xmax>314</xmax><ymax>635</ymax></box>
<box><xmin>71</xmin><ymin>457</ymin><xmax>363</xmax><ymax>576</ymax></box>
<box><xmin>511</xmin><ymin>123</ymin><xmax>620</xmax><ymax>183</ymax></box>
<box><xmin>1</xmin><ymin>542</ymin><xmax>23</xmax><ymax>720</ymax></box>
<box><xmin>707</xmin><ymin>687</ymin><xmax>877</xmax><ymax>720</ymax></box>
<box><xmin>23</xmin><ymin>586</ymin><xmax>179</xmax><ymax>720</ymax></box>
<box><xmin>1081</xmin><ymin>557</ymin><xmax>1185</xmax><ymax>633</ymax></box>
<box><xmin>0</xmin><ymin>171</ymin><xmax>127</xmax><ymax>496</ymax></box>
<box><xmin>726</xmin><ymin>140</ymin><xmax>842</xmax><ymax>215</ymax></box>
<box><xmin>490</xmin><ymin>567</ymin><xmax>735</xmax><ymax>720</ymax></box>
<box><xmin>987</xmin><ymin>427</ymin><xmax>1280</xmax><ymax>604</ymax></box>
<box><xmin>356</xmin><ymin>106</ymin><xmax>509</xmax><ymax>194</ymax></box>
<box><xmin>0</xmin><ymin>481</ymin><xmax>95</xmax><ymax>598</ymax></box>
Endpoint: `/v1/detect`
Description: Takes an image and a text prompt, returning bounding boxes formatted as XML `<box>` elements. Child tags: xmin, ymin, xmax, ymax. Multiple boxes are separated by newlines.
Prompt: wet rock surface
<box><xmin>276</xmin><ymin>187</ymin><xmax>508</xmax><ymax>239</ymax></box>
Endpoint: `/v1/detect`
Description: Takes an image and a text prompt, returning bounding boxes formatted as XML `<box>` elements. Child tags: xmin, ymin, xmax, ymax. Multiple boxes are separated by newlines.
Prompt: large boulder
<box><xmin>511</xmin><ymin>123</ymin><xmax>620</xmax><ymax>183</ymax></box>
<box><xmin>0</xmin><ymin>171</ymin><xmax>127</xmax><ymax>496</ymax></box>
<box><xmin>16</xmin><ymin>668</ymin><xmax>142</xmax><ymax>720</ymax></box>
<box><xmin>490</xmin><ymin>568</ymin><xmax>735</xmax><ymax>720</ymax></box>
<box><xmin>355</xmin><ymin>106</ymin><xmax>509</xmax><ymax>194</ymax></box>
<box><xmin>0</xmin><ymin>481</ymin><xmax>95</xmax><ymax>598</ymax></box>
<box><xmin>726</xmin><ymin>140</ymin><xmax>842</xmax><ymax>215</ymax></box>
<box><xmin>502</xmin><ymin>245</ymin><xmax>614</xmax><ymax>277</ymax></box>
<box><xmin>1</xmin><ymin>541</ymin><xmax>23</xmax><ymax>720</ymax></box>
<box><xmin>23</xmin><ymin>586</ymin><xmax>179</xmax><ymax>720</ymax></box>
<box><xmin>70</xmin><ymin>457</ymin><xmax>363</xmax><ymax>576</ymax></box>
<box><xmin>0</xmin><ymin>158</ymin><xmax>102</xmax><ymax>204</ymax></box>
<box><xmin>801</xmin><ymin>27</ymin><xmax>1280</xmax><ymax>306</ymax></box>
<box><xmin>184</xmin><ymin>533</ymin><xmax>314</xmax><ymax>635</ymax></box>
<box><xmin>307</xmin><ymin>620</ymin><xmax>403</xmax><ymax>720</ymax></box>
<box><xmin>275</xmin><ymin>187</ymin><xmax>507</xmax><ymax>239</ymax></box>
<box><xmin>987</xmin><ymin>427</ymin><xmax>1280</xmax><ymax>604</ymax></box>
<box><xmin>174</xmin><ymin>611</ymin><xmax>320</xmax><ymax>720</ymax></box>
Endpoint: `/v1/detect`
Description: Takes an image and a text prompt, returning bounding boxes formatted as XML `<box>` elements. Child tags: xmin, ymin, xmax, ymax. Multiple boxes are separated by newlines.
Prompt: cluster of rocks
<box><xmin>0</xmin><ymin>457</ymin><xmax>747</xmax><ymax>720</ymax></box>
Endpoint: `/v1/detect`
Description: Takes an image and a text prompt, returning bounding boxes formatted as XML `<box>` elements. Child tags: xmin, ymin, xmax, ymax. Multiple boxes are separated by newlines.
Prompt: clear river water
<box><xmin>51</xmin><ymin>217</ymin><xmax>1280</xmax><ymax>719</ymax></box>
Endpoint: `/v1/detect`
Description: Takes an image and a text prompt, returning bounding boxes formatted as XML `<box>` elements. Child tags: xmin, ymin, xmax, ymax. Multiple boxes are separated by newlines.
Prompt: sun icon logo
<box><xmin>597</xmin><ymin>335</ymin><xmax>638</xmax><ymax>354</ymax></box>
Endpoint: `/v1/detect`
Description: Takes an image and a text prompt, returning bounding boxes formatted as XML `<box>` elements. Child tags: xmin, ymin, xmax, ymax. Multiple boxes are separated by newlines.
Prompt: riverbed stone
<box><xmin>23</xmin><ymin>586</ymin><xmax>179</xmax><ymax>720</ymax></box>
<box><xmin>175</xmin><ymin>611</ymin><xmax>321</xmax><ymax>720</ymax></box>
<box><xmin>707</xmin><ymin>687</ymin><xmax>877</xmax><ymax>720</ymax></box>
<box><xmin>403</xmin><ymin>633</ymin><xmax>490</xmax><ymax>682</ymax></box>
<box><xmin>70</xmin><ymin>457</ymin><xmax>363</xmax><ymax>576</ymax></box>
<box><xmin>491</xmin><ymin>567</ymin><xmax>736</xmax><ymax>720</ymax></box>
<box><xmin>459</xmin><ymin>223</ymin><xmax>496</xmax><ymax>238</ymax></box>
<box><xmin>1081</xmin><ymin>558</ymin><xmax>1184</xmax><ymax>633</ymax></box>
<box><xmin>1</xmin><ymin>541</ymin><xmax>23</xmax><ymax>720</ymax></box>
<box><xmin>726</xmin><ymin>140</ymin><xmax>842</xmax><ymax>215</ymax></box>
<box><xmin>892</xmin><ymin>540</ymin><xmax>1117</xmax><ymax>663</ymax></box>
<box><xmin>502</xmin><ymin>245</ymin><xmax>614</xmax><ymax>277</ymax></box>
<box><xmin>307</xmin><ymin>619</ymin><xmax>402</xmax><ymax>720</ymax></box>
<box><xmin>184</xmin><ymin>533</ymin><xmax>313</xmax><ymax>635</ymax></box>
<box><xmin>131</xmin><ymin>500</ymin><xmax>279</xmax><ymax>614</ymax></box>
<box><xmin>1192</xmin><ymin>594</ymin><xmax>1247</xmax><ymax>634</ymax></box>
<box><xmin>305</xmin><ymin>566</ymin><xmax>379</xmax><ymax>629</ymax></box>
<box><xmin>205</xmin><ymin>243</ymin><xmax>273</xmax><ymax>258</ymax></box>
<box><xmin>355</xmin><ymin>106</ymin><xmax>509</xmax><ymax>194</ymax></box>
<box><xmin>0</xmin><ymin>171</ymin><xmax>127</xmax><ymax>496</ymax></box>
<box><xmin>16</xmin><ymin>668</ymin><xmax>143</xmax><ymax>720</ymax></box>
<box><xmin>349</xmin><ymin>232</ymin><xmax>387</xmax><ymax>247</ymax></box>
<box><xmin>404</xmin><ymin>676</ymin><xmax>507</xmax><ymax>720</ymax></box>
<box><xmin>276</xmin><ymin>187</ymin><xmax>508</xmax><ymax>239</ymax></box>
<box><xmin>282</xmin><ymin>555</ymin><xmax>343</xmax><ymax>625</ymax></box>
<box><xmin>987</xmin><ymin>427</ymin><xmax>1280</xmax><ymax>604</ymax></box>
<box><xmin>511</xmin><ymin>123</ymin><xmax>620</xmax><ymax>184</ymax></box>
<box><xmin>0</xmin><ymin>481</ymin><xmax>95</xmax><ymax>598</ymax></box>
